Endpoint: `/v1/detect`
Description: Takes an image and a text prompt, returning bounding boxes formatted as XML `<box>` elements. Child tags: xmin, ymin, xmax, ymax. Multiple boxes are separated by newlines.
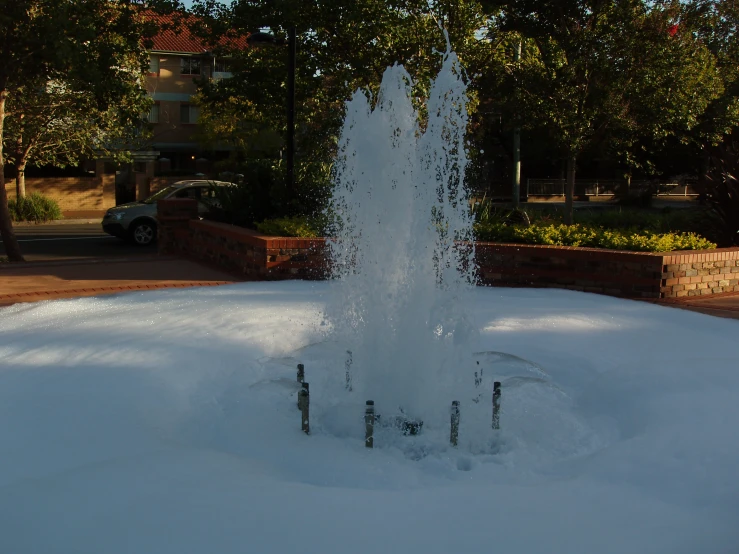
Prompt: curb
<box><xmin>13</xmin><ymin>219</ymin><xmax>101</xmax><ymax>227</ymax></box>
<box><xmin>0</xmin><ymin>255</ymin><xmax>174</xmax><ymax>271</ymax></box>
<box><xmin>0</xmin><ymin>280</ymin><xmax>237</xmax><ymax>306</ymax></box>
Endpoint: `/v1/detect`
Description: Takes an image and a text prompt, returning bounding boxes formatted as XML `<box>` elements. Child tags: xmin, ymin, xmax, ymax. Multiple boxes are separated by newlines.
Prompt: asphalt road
<box><xmin>0</xmin><ymin>223</ymin><xmax>156</xmax><ymax>261</ymax></box>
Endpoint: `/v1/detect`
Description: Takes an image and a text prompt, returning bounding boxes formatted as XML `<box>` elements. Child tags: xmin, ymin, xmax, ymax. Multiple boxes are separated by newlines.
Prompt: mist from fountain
<box><xmin>325</xmin><ymin>39</ymin><xmax>478</xmax><ymax>425</ymax></box>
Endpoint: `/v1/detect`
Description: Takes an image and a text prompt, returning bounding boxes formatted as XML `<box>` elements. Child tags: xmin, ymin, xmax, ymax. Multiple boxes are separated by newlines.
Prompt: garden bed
<box><xmin>158</xmin><ymin>199</ymin><xmax>739</xmax><ymax>299</ymax></box>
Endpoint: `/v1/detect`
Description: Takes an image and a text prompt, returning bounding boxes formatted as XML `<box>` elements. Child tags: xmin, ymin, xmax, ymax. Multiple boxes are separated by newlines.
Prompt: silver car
<box><xmin>102</xmin><ymin>180</ymin><xmax>234</xmax><ymax>245</ymax></box>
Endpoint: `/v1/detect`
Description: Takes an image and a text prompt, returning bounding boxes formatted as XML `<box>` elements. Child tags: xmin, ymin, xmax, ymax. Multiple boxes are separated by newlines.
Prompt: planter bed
<box><xmin>158</xmin><ymin>199</ymin><xmax>739</xmax><ymax>299</ymax></box>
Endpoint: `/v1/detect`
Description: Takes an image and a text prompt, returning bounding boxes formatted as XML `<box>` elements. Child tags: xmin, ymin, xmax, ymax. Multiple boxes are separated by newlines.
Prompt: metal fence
<box><xmin>525</xmin><ymin>179</ymin><xmax>699</xmax><ymax>198</ymax></box>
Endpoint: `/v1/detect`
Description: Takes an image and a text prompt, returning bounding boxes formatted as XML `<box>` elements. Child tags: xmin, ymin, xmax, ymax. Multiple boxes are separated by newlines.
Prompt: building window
<box><xmin>181</xmin><ymin>57</ymin><xmax>201</xmax><ymax>76</ymax></box>
<box><xmin>149</xmin><ymin>56</ymin><xmax>160</xmax><ymax>75</ymax></box>
<box><xmin>214</xmin><ymin>60</ymin><xmax>229</xmax><ymax>73</ymax></box>
<box><xmin>147</xmin><ymin>103</ymin><xmax>160</xmax><ymax>124</ymax></box>
<box><xmin>180</xmin><ymin>104</ymin><xmax>199</xmax><ymax>124</ymax></box>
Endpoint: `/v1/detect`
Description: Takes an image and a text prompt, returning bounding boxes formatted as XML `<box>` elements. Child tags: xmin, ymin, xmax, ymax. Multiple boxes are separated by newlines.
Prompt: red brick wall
<box><xmin>475</xmin><ymin>243</ymin><xmax>739</xmax><ymax>299</ymax></box>
<box><xmin>157</xmin><ymin>199</ymin><xmax>326</xmax><ymax>279</ymax></box>
<box><xmin>475</xmin><ymin>243</ymin><xmax>665</xmax><ymax>297</ymax></box>
<box><xmin>156</xmin><ymin>199</ymin><xmax>739</xmax><ymax>298</ymax></box>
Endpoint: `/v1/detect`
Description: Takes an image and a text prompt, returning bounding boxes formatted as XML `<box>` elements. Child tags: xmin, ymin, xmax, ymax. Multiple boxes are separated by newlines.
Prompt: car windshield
<box><xmin>141</xmin><ymin>185</ymin><xmax>181</xmax><ymax>204</ymax></box>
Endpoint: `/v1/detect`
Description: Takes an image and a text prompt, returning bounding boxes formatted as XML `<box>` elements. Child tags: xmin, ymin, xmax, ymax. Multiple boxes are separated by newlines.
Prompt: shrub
<box><xmin>472</xmin><ymin>198</ymin><xmax>721</xmax><ymax>243</ymax></box>
<box><xmin>204</xmin><ymin>160</ymin><xmax>286</xmax><ymax>227</ymax></box>
<box><xmin>473</xmin><ymin>221</ymin><xmax>716</xmax><ymax>252</ymax></box>
<box><xmin>696</xmin><ymin>139</ymin><xmax>739</xmax><ymax>246</ymax></box>
<box><xmin>256</xmin><ymin>216</ymin><xmax>320</xmax><ymax>238</ymax></box>
<box><xmin>8</xmin><ymin>193</ymin><xmax>63</xmax><ymax>223</ymax></box>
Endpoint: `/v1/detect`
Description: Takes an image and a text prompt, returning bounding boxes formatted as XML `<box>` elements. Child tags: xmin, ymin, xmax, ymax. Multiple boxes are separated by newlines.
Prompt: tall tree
<box><xmin>678</xmin><ymin>0</ymin><xmax>739</xmax><ymax>165</ymax></box>
<box><xmin>0</xmin><ymin>0</ymin><xmax>160</xmax><ymax>261</ymax></box>
<box><xmin>484</xmin><ymin>0</ymin><xmax>723</xmax><ymax>223</ymax></box>
<box><xmin>5</xmin><ymin>76</ymin><xmax>152</xmax><ymax>200</ymax></box>
<box><xmin>191</xmin><ymin>0</ymin><xmax>496</xmax><ymax>213</ymax></box>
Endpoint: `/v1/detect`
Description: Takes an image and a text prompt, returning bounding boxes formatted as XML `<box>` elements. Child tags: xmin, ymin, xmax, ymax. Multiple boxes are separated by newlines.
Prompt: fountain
<box><xmin>324</xmin><ymin>36</ymin><xmax>479</xmax><ymax>431</ymax></box>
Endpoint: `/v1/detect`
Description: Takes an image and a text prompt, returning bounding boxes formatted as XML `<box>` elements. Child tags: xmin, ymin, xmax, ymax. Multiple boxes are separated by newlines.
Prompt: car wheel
<box><xmin>130</xmin><ymin>221</ymin><xmax>157</xmax><ymax>246</ymax></box>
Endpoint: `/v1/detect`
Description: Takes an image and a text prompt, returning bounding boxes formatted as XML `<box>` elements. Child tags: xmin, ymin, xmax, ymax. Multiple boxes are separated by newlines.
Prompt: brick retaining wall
<box><xmin>158</xmin><ymin>198</ymin><xmax>326</xmax><ymax>279</ymax></box>
<box><xmin>475</xmin><ymin>243</ymin><xmax>739</xmax><ymax>298</ymax></box>
<box><xmin>157</xmin><ymin>198</ymin><xmax>739</xmax><ymax>298</ymax></box>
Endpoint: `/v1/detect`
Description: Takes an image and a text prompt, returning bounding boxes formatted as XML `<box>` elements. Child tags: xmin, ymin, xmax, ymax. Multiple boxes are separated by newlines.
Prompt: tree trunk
<box><xmin>564</xmin><ymin>154</ymin><xmax>576</xmax><ymax>225</ymax></box>
<box><xmin>15</xmin><ymin>129</ymin><xmax>26</xmax><ymax>198</ymax></box>
<box><xmin>16</xmin><ymin>160</ymin><xmax>27</xmax><ymax>199</ymax></box>
<box><xmin>0</xmin><ymin>89</ymin><xmax>25</xmax><ymax>262</ymax></box>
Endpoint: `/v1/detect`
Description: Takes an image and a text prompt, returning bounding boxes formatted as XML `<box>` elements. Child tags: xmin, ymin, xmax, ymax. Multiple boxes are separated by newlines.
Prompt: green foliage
<box><xmin>679</xmin><ymin>0</ymin><xmax>739</xmax><ymax>150</ymax></box>
<box><xmin>192</xmin><ymin>0</ymin><xmax>498</xmax><ymax>216</ymax></box>
<box><xmin>478</xmin><ymin>0</ymin><xmax>726</xmax><ymax>222</ymax></box>
<box><xmin>8</xmin><ymin>193</ymin><xmax>63</xmax><ymax>223</ymax></box>
<box><xmin>188</xmin><ymin>0</ymin><xmax>739</xmax><ymax>223</ymax></box>
<box><xmin>0</xmin><ymin>0</ymin><xmax>167</xmax><ymax>260</ymax></box>
<box><xmin>255</xmin><ymin>206</ymin><xmax>716</xmax><ymax>251</ymax></box>
<box><xmin>204</xmin><ymin>160</ymin><xmax>286</xmax><ymax>227</ymax></box>
<box><xmin>1</xmin><ymin>0</ymin><xmax>155</xmax><ymax>158</ymax></box>
<box><xmin>473</xmin><ymin>221</ymin><xmax>715</xmax><ymax>251</ymax></box>
<box><xmin>5</xmin><ymin>75</ymin><xmax>152</xmax><ymax>185</ymax></box>
<box><xmin>473</xmin><ymin>199</ymin><xmax>726</xmax><ymax>246</ymax></box>
<box><xmin>256</xmin><ymin>216</ymin><xmax>320</xmax><ymax>238</ymax></box>
<box><xmin>696</xmin><ymin>137</ymin><xmax>739</xmax><ymax>245</ymax></box>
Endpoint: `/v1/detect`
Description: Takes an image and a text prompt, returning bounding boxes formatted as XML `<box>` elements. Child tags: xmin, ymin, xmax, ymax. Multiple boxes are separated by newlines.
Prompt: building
<box><xmin>122</xmin><ymin>11</ymin><xmax>247</xmax><ymax>201</ymax></box>
<box><xmin>143</xmin><ymin>11</ymin><xmax>244</xmax><ymax>176</ymax></box>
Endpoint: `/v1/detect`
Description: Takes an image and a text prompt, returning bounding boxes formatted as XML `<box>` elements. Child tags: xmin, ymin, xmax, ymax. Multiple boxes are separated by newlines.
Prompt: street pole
<box><xmin>286</xmin><ymin>26</ymin><xmax>296</xmax><ymax>202</ymax></box>
<box><xmin>512</xmin><ymin>40</ymin><xmax>522</xmax><ymax>209</ymax></box>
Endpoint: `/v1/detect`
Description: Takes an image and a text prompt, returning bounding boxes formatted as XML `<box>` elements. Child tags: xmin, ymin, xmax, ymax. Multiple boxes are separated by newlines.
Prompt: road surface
<box><xmin>0</xmin><ymin>223</ymin><xmax>155</xmax><ymax>261</ymax></box>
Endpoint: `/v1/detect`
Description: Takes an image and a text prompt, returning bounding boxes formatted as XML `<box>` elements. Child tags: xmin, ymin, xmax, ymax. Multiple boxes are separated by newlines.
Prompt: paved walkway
<box><xmin>653</xmin><ymin>292</ymin><xmax>739</xmax><ymax>320</ymax></box>
<box><xmin>0</xmin><ymin>256</ymin><xmax>241</xmax><ymax>306</ymax></box>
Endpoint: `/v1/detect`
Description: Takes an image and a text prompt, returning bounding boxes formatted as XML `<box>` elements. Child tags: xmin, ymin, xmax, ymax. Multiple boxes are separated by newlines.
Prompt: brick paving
<box><xmin>0</xmin><ymin>256</ymin><xmax>241</xmax><ymax>307</ymax></box>
<box><xmin>653</xmin><ymin>290</ymin><xmax>739</xmax><ymax>320</ymax></box>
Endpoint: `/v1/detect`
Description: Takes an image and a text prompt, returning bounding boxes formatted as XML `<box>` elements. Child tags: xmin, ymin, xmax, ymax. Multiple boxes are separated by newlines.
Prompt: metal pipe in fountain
<box><xmin>492</xmin><ymin>382</ymin><xmax>501</xmax><ymax>430</ymax></box>
<box><xmin>299</xmin><ymin>382</ymin><xmax>310</xmax><ymax>435</ymax></box>
<box><xmin>450</xmin><ymin>401</ymin><xmax>460</xmax><ymax>447</ymax></box>
<box><xmin>365</xmin><ymin>401</ymin><xmax>375</xmax><ymax>448</ymax></box>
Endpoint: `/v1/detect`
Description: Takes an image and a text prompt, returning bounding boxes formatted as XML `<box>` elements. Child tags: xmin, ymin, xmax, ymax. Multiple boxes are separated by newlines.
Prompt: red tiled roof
<box><xmin>142</xmin><ymin>10</ymin><xmax>248</xmax><ymax>54</ymax></box>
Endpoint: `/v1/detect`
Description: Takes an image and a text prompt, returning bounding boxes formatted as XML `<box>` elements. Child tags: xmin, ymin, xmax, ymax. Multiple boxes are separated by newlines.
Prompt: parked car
<box><xmin>102</xmin><ymin>180</ymin><xmax>234</xmax><ymax>245</ymax></box>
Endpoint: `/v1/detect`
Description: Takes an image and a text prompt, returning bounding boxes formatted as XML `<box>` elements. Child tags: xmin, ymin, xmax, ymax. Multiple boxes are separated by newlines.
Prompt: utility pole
<box><xmin>512</xmin><ymin>40</ymin><xmax>522</xmax><ymax>209</ymax></box>
<box><xmin>248</xmin><ymin>28</ymin><xmax>296</xmax><ymax>202</ymax></box>
<box><xmin>286</xmin><ymin>26</ymin><xmax>296</xmax><ymax>201</ymax></box>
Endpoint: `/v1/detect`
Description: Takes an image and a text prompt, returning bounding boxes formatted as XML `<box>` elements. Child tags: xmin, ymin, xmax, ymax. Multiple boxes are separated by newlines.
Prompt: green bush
<box><xmin>203</xmin><ymin>160</ymin><xmax>287</xmax><ymax>227</ymax></box>
<box><xmin>256</xmin><ymin>216</ymin><xmax>321</xmax><ymax>238</ymax></box>
<box><xmin>258</xmin><ymin>212</ymin><xmax>715</xmax><ymax>251</ymax></box>
<box><xmin>473</xmin><ymin>221</ymin><xmax>716</xmax><ymax>252</ymax></box>
<box><xmin>696</xmin><ymin>138</ymin><xmax>739</xmax><ymax>246</ymax></box>
<box><xmin>472</xmin><ymin>198</ymin><xmax>722</xmax><ymax>243</ymax></box>
<box><xmin>9</xmin><ymin>193</ymin><xmax>63</xmax><ymax>223</ymax></box>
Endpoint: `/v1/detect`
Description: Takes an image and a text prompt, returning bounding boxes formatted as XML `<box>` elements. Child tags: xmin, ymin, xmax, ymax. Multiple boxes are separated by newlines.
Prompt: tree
<box><xmin>698</xmin><ymin>135</ymin><xmax>739</xmax><ymax>245</ymax></box>
<box><xmin>0</xmin><ymin>0</ymin><xmax>161</xmax><ymax>261</ymax></box>
<box><xmin>668</xmin><ymin>0</ymin><xmax>739</xmax><ymax>174</ymax></box>
<box><xmin>483</xmin><ymin>0</ymin><xmax>723</xmax><ymax>223</ymax></box>
<box><xmin>4</xmin><ymin>77</ymin><xmax>151</xmax><ymax>200</ymax></box>
<box><xmin>191</xmin><ymin>0</ymin><xmax>496</xmax><ymax>214</ymax></box>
